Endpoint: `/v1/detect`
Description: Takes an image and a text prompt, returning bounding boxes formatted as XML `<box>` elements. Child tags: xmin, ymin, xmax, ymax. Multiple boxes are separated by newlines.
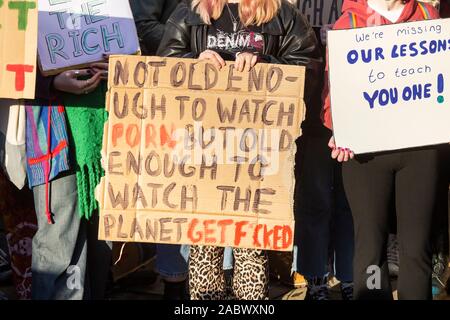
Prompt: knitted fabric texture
<box><xmin>63</xmin><ymin>83</ymin><xmax>107</xmax><ymax>220</ymax></box>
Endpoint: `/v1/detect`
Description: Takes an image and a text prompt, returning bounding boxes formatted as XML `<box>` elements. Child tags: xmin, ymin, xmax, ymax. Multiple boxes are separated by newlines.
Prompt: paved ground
<box><xmin>106</xmin><ymin>259</ymin><xmax>450</xmax><ymax>300</ymax></box>
<box><xmin>1</xmin><ymin>257</ymin><xmax>449</xmax><ymax>300</ymax></box>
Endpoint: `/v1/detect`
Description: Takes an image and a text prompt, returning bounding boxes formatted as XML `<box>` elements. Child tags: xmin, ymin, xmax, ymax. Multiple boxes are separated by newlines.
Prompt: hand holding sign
<box><xmin>235</xmin><ymin>52</ymin><xmax>258</xmax><ymax>72</ymax></box>
<box><xmin>53</xmin><ymin>69</ymin><xmax>102</xmax><ymax>95</ymax></box>
<box><xmin>198</xmin><ymin>50</ymin><xmax>226</xmax><ymax>70</ymax></box>
<box><xmin>89</xmin><ymin>62</ymin><xmax>108</xmax><ymax>80</ymax></box>
<box><xmin>328</xmin><ymin>136</ymin><xmax>354</xmax><ymax>162</ymax></box>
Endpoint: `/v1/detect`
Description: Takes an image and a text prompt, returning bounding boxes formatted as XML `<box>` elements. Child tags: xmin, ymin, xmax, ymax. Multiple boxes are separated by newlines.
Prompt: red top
<box><xmin>321</xmin><ymin>0</ymin><xmax>440</xmax><ymax>130</ymax></box>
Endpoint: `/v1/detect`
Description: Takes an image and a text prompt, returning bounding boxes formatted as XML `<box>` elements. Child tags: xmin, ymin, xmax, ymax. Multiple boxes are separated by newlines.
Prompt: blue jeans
<box><xmin>156</xmin><ymin>244</ymin><xmax>190</xmax><ymax>281</ymax></box>
<box><xmin>222</xmin><ymin>247</ymin><xmax>234</xmax><ymax>270</ymax></box>
<box><xmin>292</xmin><ymin>134</ymin><xmax>354</xmax><ymax>282</ymax></box>
<box><xmin>156</xmin><ymin>245</ymin><xmax>234</xmax><ymax>281</ymax></box>
<box><xmin>32</xmin><ymin>173</ymin><xmax>87</xmax><ymax>300</ymax></box>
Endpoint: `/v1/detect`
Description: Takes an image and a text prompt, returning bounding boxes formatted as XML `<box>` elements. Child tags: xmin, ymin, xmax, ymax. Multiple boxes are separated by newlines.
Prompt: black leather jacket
<box><xmin>130</xmin><ymin>0</ymin><xmax>181</xmax><ymax>55</ymax></box>
<box><xmin>156</xmin><ymin>0</ymin><xmax>324</xmax><ymax>133</ymax></box>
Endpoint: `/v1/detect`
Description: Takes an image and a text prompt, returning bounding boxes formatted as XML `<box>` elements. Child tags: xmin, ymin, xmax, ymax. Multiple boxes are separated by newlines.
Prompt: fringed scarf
<box><xmin>63</xmin><ymin>83</ymin><xmax>107</xmax><ymax>220</ymax></box>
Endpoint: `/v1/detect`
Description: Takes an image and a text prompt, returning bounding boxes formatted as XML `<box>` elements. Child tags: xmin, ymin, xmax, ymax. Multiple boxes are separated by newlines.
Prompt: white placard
<box><xmin>37</xmin><ymin>0</ymin><xmax>139</xmax><ymax>74</ymax></box>
<box><xmin>328</xmin><ymin>18</ymin><xmax>450</xmax><ymax>154</ymax></box>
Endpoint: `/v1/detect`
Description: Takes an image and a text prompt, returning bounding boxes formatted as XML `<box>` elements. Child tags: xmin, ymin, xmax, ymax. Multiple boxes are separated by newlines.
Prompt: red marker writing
<box><xmin>6</xmin><ymin>64</ymin><xmax>34</xmax><ymax>91</ymax></box>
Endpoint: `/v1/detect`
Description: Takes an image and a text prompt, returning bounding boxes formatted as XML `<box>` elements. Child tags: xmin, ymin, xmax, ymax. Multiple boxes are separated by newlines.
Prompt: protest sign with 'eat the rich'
<box><xmin>0</xmin><ymin>0</ymin><xmax>37</xmax><ymax>99</ymax></box>
<box><xmin>97</xmin><ymin>56</ymin><xmax>306</xmax><ymax>251</ymax></box>
<box><xmin>37</xmin><ymin>0</ymin><xmax>139</xmax><ymax>75</ymax></box>
<box><xmin>328</xmin><ymin>18</ymin><xmax>450</xmax><ymax>154</ymax></box>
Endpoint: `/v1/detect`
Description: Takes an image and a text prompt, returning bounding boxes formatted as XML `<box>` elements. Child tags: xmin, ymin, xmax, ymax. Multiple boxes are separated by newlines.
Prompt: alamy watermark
<box><xmin>66</xmin><ymin>265</ymin><xmax>81</xmax><ymax>290</ymax></box>
<box><xmin>366</xmin><ymin>265</ymin><xmax>381</xmax><ymax>290</ymax></box>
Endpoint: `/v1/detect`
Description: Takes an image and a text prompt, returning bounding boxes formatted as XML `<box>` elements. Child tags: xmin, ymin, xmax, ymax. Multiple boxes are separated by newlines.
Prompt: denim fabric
<box><xmin>330</xmin><ymin>166</ymin><xmax>354</xmax><ymax>282</ymax></box>
<box><xmin>156</xmin><ymin>244</ymin><xmax>190</xmax><ymax>280</ymax></box>
<box><xmin>156</xmin><ymin>244</ymin><xmax>235</xmax><ymax>279</ymax></box>
<box><xmin>222</xmin><ymin>247</ymin><xmax>234</xmax><ymax>270</ymax></box>
<box><xmin>31</xmin><ymin>173</ymin><xmax>87</xmax><ymax>300</ymax></box>
<box><xmin>85</xmin><ymin>214</ymin><xmax>112</xmax><ymax>300</ymax></box>
<box><xmin>292</xmin><ymin>134</ymin><xmax>354</xmax><ymax>282</ymax></box>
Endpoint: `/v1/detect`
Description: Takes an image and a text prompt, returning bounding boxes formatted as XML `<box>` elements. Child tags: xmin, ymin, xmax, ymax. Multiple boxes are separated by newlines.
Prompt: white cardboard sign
<box><xmin>37</xmin><ymin>0</ymin><xmax>139</xmax><ymax>74</ymax></box>
<box><xmin>328</xmin><ymin>18</ymin><xmax>450</xmax><ymax>154</ymax></box>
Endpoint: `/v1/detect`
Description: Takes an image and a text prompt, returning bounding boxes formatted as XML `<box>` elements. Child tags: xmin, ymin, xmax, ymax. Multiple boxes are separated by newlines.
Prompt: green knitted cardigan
<box><xmin>63</xmin><ymin>83</ymin><xmax>107</xmax><ymax>220</ymax></box>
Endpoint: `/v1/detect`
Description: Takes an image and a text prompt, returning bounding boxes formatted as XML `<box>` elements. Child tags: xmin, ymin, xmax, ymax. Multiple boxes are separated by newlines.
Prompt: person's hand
<box><xmin>89</xmin><ymin>54</ymin><xmax>109</xmax><ymax>79</ymax></box>
<box><xmin>89</xmin><ymin>62</ymin><xmax>109</xmax><ymax>80</ymax></box>
<box><xmin>198</xmin><ymin>50</ymin><xmax>226</xmax><ymax>70</ymax></box>
<box><xmin>235</xmin><ymin>52</ymin><xmax>258</xmax><ymax>72</ymax></box>
<box><xmin>328</xmin><ymin>136</ymin><xmax>354</xmax><ymax>162</ymax></box>
<box><xmin>53</xmin><ymin>69</ymin><xmax>102</xmax><ymax>95</ymax></box>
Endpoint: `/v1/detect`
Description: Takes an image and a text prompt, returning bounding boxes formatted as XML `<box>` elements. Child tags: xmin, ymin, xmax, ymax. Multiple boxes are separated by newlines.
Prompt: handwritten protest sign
<box><xmin>328</xmin><ymin>18</ymin><xmax>450</xmax><ymax>154</ymax></box>
<box><xmin>0</xmin><ymin>0</ymin><xmax>37</xmax><ymax>99</ymax></box>
<box><xmin>97</xmin><ymin>56</ymin><xmax>306</xmax><ymax>251</ymax></box>
<box><xmin>37</xmin><ymin>0</ymin><xmax>139</xmax><ymax>75</ymax></box>
<box><xmin>296</xmin><ymin>0</ymin><xmax>343</xmax><ymax>27</ymax></box>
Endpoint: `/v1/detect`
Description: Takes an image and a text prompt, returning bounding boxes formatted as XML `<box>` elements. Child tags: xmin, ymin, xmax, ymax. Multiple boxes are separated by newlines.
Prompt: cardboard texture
<box><xmin>328</xmin><ymin>18</ymin><xmax>450</xmax><ymax>154</ymax></box>
<box><xmin>37</xmin><ymin>0</ymin><xmax>139</xmax><ymax>75</ymax></box>
<box><xmin>296</xmin><ymin>0</ymin><xmax>343</xmax><ymax>27</ymax></box>
<box><xmin>0</xmin><ymin>0</ymin><xmax>38</xmax><ymax>99</ymax></box>
<box><xmin>97</xmin><ymin>56</ymin><xmax>306</xmax><ymax>251</ymax></box>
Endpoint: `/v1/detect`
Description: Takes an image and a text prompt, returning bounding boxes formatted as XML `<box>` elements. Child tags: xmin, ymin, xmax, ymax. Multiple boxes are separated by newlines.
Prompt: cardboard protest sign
<box><xmin>328</xmin><ymin>18</ymin><xmax>450</xmax><ymax>154</ymax></box>
<box><xmin>296</xmin><ymin>0</ymin><xmax>343</xmax><ymax>27</ymax></box>
<box><xmin>97</xmin><ymin>56</ymin><xmax>306</xmax><ymax>251</ymax></box>
<box><xmin>0</xmin><ymin>0</ymin><xmax>38</xmax><ymax>99</ymax></box>
<box><xmin>37</xmin><ymin>0</ymin><xmax>139</xmax><ymax>75</ymax></box>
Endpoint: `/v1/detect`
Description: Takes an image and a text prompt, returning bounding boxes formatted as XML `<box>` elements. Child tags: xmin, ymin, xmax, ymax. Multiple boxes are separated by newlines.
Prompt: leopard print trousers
<box><xmin>189</xmin><ymin>245</ymin><xmax>269</xmax><ymax>300</ymax></box>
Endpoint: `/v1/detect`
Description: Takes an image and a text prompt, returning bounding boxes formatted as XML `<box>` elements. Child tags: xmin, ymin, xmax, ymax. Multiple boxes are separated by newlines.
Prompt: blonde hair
<box><xmin>192</xmin><ymin>0</ymin><xmax>281</xmax><ymax>26</ymax></box>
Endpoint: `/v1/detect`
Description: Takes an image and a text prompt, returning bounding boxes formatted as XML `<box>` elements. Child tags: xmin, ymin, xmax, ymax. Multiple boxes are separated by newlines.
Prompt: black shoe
<box><xmin>0</xmin><ymin>248</ymin><xmax>12</xmax><ymax>283</ymax></box>
<box><xmin>224</xmin><ymin>269</ymin><xmax>234</xmax><ymax>299</ymax></box>
<box><xmin>163</xmin><ymin>279</ymin><xmax>189</xmax><ymax>300</ymax></box>
<box><xmin>340</xmin><ymin>281</ymin><xmax>354</xmax><ymax>300</ymax></box>
<box><xmin>387</xmin><ymin>234</ymin><xmax>399</xmax><ymax>278</ymax></box>
<box><xmin>0</xmin><ymin>291</ymin><xmax>8</xmax><ymax>300</ymax></box>
<box><xmin>432</xmin><ymin>253</ymin><xmax>448</xmax><ymax>298</ymax></box>
<box><xmin>446</xmin><ymin>277</ymin><xmax>450</xmax><ymax>295</ymax></box>
<box><xmin>305</xmin><ymin>277</ymin><xmax>329</xmax><ymax>300</ymax></box>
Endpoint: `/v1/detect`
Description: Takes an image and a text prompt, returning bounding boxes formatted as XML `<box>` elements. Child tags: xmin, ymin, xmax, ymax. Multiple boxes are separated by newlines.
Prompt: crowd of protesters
<box><xmin>0</xmin><ymin>0</ymin><xmax>449</xmax><ymax>301</ymax></box>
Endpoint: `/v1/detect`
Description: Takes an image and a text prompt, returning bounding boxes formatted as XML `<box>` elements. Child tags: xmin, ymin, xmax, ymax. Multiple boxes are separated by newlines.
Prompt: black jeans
<box><xmin>85</xmin><ymin>213</ymin><xmax>112</xmax><ymax>300</ymax></box>
<box><xmin>342</xmin><ymin>147</ymin><xmax>441</xmax><ymax>300</ymax></box>
<box><xmin>294</xmin><ymin>133</ymin><xmax>354</xmax><ymax>281</ymax></box>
